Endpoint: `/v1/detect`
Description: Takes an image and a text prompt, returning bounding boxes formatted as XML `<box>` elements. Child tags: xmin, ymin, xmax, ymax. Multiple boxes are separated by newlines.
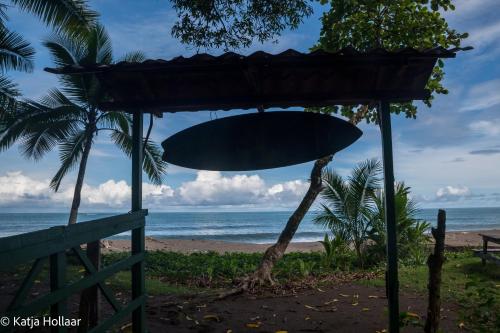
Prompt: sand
<box><xmin>101</xmin><ymin>229</ymin><xmax>500</xmax><ymax>254</ymax></box>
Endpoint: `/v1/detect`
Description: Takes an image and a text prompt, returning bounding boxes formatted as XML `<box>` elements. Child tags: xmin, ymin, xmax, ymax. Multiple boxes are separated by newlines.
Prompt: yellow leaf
<box><xmin>275</xmin><ymin>331</ymin><xmax>288</xmax><ymax>333</ymax></box>
<box><xmin>362</xmin><ymin>308</ymin><xmax>370</xmax><ymax>311</ymax></box>
<box><xmin>246</xmin><ymin>322</ymin><xmax>261</xmax><ymax>328</ymax></box>
<box><xmin>304</xmin><ymin>316</ymin><xmax>310</xmax><ymax>321</ymax></box>
<box><xmin>203</xmin><ymin>314</ymin><xmax>220</xmax><ymax>322</ymax></box>
<box><xmin>352</xmin><ymin>302</ymin><xmax>358</xmax><ymax>306</ymax></box>
<box><xmin>406</xmin><ymin>312</ymin><xmax>420</xmax><ymax>319</ymax></box>
<box><xmin>78</xmin><ymin>268</ymin><xmax>86</xmax><ymax>273</ymax></box>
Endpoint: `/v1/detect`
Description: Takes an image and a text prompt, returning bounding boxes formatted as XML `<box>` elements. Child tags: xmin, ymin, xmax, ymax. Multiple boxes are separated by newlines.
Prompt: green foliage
<box><xmin>297</xmin><ymin>258</ymin><xmax>316</xmax><ymax>277</ymax></box>
<box><xmin>10</xmin><ymin>0</ymin><xmax>97</xmax><ymax>35</ymax></box>
<box><xmin>359</xmin><ymin>251</ymin><xmax>500</xmax><ymax>332</ymax></box>
<box><xmin>0</xmin><ymin>25</ymin><xmax>167</xmax><ymax>191</ymax></box>
<box><xmin>103</xmin><ymin>251</ymin><xmax>335</xmax><ymax>286</ymax></box>
<box><xmin>314</xmin><ymin>158</ymin><xmax>382</xmax><ymax>266</ymax></box>
<box><xmin>315</xmin><ymin>159</ymin><xmax>431</xmax><ymax>266</ymax></box>
<box><xmin>319</xmin><ymin>233</ymin><xmax>351</xmax><ymax>270</ymax></box>
<box><xmin>171</xmin><ymin>0</ymin><xmax>312</xmax><ymax>50</ymax></box>
<box><xmin>367</xmin><ymin>182</ymin><xmax>431</xmax><ymax>265</ymax></box>
<box><xmin>312</xmin><ymin>0</ymin><xmax>469</xmax><ymax>122</ymax></box>
<box><xmin>0</xmin><ymin>0</ymin><xmax>96</xmax><ymax>115</ymax></box>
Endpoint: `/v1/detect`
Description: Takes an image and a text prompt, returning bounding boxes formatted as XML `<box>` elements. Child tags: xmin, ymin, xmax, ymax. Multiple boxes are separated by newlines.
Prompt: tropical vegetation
<box><xmin>0</xmin><ymin>0</ymin><xmax>97</xmax><ymax>115</ymax></box>
<box><xmin>314</xmin><ymin>158</ymin><xmax>431</xmax><ymax>267</ymax></box>
<box><xmin>0</xmin><ymin>24</ymin><xmax>167</xmax><ymax>225</ymax></box>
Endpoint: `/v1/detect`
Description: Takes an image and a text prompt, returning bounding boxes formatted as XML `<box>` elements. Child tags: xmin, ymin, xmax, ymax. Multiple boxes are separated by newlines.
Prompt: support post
<box><xmin>50</xmin><ymin>251</ymin><xmax>67</xmax><ymax>333</ymax></box>
<box><xmin>131</xmin><ymin>111</ymin><xmax>146</xmax><ymax>333</ymax></box>
<box><xmin>378</xmin><ymin>101</ymin><xmax>399</xmax><ymax>333</ymax></box>
<box><xmin>425</xmin><ymin>209</ymin><xmax>446</xmax><ymax>333</ymax></box>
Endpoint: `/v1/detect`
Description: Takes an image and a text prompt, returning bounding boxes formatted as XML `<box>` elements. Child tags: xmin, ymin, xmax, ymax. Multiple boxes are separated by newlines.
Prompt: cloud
<box><xmin>435</xmin><ymin>185</ymin><xmax>471</xmax><ymax>201</ymax></box>
<box><xmin>469</xmin><ymin>149</ymin><xmax>500</xmax><ymax>155</ymax></box>
<box><xmin>0</xmin><ymin>171</ymin><xmax>308</xmax><ymax>211</ymax></box>
<box><xmin>460</xmin><ymin>79</ymin><xmax>500</xmax><ymax>112</ymax></box>
<box><xmin>469</xmin><ymin>119</ymin><xmax>500</xmax><ymax>136</ymax></box>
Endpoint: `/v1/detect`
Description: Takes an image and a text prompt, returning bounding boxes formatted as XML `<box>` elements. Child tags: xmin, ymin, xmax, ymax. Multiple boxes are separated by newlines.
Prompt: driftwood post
<box><xmin>424</xmin><ymin>209</ymin><xmax>446</xmax><ymax>333</ymax></box>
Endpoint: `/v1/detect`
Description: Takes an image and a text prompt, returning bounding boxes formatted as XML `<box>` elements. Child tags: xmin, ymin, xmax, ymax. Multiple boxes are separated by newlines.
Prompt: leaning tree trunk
<box><xmin>68</xmin><ymin>135</ymin><xmax>93</xmax><ymax>225</ymax></box>
<box><xmin>424</xmin><ymin>209</ymin><xmax>446</xmax><ymax>333</ymax></box>
<box><xmin>67</xmin><ymin>133</ymin><xmax>100</xmax><ymax>332</ymax></box>
<box><xmin>247</xmin><ymin>108</ymin><xmax>369</xmax><ymax>286</ymax></box>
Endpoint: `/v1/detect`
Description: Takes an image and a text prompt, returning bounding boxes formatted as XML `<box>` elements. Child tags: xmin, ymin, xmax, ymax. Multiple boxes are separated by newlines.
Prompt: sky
<box><xmin>1</xmin><ymin>0</ymin><xmax>500</xmax><ymax>213</ymax></box>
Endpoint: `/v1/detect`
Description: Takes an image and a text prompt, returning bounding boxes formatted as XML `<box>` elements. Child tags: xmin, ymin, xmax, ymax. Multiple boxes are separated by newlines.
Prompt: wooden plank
<box><xmin>479</xmin><ymin>234</ymin><xmax>500</xmax><ymax>244</ymax></box>
<box><xmin>473</xmin><ymin>251</ymin><xmax>500</xmax><ymax>265</ymax></box>
<box><xmin>6</xmin><ymin>253</ymin><xmax>144</xmax><ymax>319</ymax></box>
<box><xmin>0</xmin><ymin>211</ymin><xmax>147</xmax><ymax>267</ymax></box>
<box><xmin>73</xmin><ymin>247</ymin><xmax>122</xmax><ymax>312</ymax></box>
<box><xmin>87</xmin><ymin>296</ymin><xmax>145</xmax><ymax>333</ymax></box>
<box><xmin>50</xmin><ymin>252</ymin><xmax>67</xmax><ymax>333</ymax></box>
<box><xmin>7</xmin><ymin>257</ymin><xmax>47</xmax><ymax>311</ymax></box>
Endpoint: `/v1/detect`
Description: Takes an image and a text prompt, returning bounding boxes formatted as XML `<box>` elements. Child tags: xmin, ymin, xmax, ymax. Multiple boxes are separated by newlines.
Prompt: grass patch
<box><xmin>107</xmin><ymin>271</ymin><xmax>199</xmax><ymax>296</ymax></box>
<box><xmin>358</xmin><ymin>250</ymin><xmax>500</xmax><ymax>332</ymax></box>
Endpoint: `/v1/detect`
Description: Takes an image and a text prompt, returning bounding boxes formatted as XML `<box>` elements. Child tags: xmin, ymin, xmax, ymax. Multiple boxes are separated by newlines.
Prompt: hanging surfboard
<box><xmin>161</xmin><ymin>111</ymin><xmax>362</xmax><ymax>171</ymax></box>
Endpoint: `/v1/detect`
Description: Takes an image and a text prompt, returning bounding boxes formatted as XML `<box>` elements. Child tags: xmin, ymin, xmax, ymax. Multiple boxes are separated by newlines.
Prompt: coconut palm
<box><xmin>313</xmin><ymin>158</ymin><xmax>382</xmax><ymax>267</ymax></box>
<box><xmin>0</xmin><ymin>24</ymin><xmax>167</xmax><ymax>225</ymax></box>
<box><xmin>0</xmin><ymin>0</ymin><xmax>97</xmax><ymax>115</ymax></box>
<box><xmin>368</xmin><ymin>182</ymin><xmax>431</xmax><ymax>264</ymax></box>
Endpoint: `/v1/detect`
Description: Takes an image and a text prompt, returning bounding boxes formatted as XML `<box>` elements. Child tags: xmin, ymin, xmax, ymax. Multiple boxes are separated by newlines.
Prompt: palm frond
<box><xmin>118</xmin><ymin>51</ymin><xmax>146</xmax><ymax>63</ymax></box>
<box><xmin>0</xmin><ymin>75</ymin><xmax>20</xmax><ymax>116</ymax></box>
<box><xmin>83</xmin><ymin>24</ymin><xmax>112</xmax><ymax>65</ymax></box>
<box><xmin>50</xmin><ymin>129</ymin><xmax>87</xmax><ymax>191</ymax></box>
<box><xmin>11</xmin><ymin>0</ymin><xmax>98</xmax><ymax>34</ymax></box>
<box><xmin>0</xmin><ymin>26</ymin><xmax>35</xmax><ymax>72</ymax></box>
<box><xmin>110</xmin><ymin>129</ymin><xmax>167</xmax><ymax>185</ymax></box>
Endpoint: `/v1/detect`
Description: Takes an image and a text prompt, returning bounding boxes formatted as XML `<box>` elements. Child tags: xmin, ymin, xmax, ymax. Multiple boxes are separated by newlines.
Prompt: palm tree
<box><xmin>368</xmin><ymin>182</ymin><xmax>431</xmax><ymax>264</ymax></box>
<box><xmin>0</xmin><ymin>0</ymin><xmax>97</xmax><ymax>115</ymax></box>
<box><xmin>0</xmin><ymin>24</ymin><xmax>167</xmax><ymax>225</ymax></box>
<box><xmin>313</xmin><ymin>158</ymin><xmax>382</xmax><ymax>267</ymax></box>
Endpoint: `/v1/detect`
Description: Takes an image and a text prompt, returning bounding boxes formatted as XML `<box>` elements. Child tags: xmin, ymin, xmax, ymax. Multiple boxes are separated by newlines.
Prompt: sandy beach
<box><xmin>101</xmin><ymin>229</ymin><xmax>500</xmax><ymax>254</ymax></box>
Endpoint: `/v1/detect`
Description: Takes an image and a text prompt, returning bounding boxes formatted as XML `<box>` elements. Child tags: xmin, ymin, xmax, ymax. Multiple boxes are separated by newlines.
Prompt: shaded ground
<box><xmin>146</xmin><ymin>284</ymin><xmax>461</xmax><ymax>333</ymax></box>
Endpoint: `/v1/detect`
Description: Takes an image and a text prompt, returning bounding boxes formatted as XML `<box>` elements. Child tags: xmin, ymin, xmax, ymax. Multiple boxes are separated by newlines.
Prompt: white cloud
<box><xmin>436</xmin><ymin>185</ymin><xmax>471</xmax><ymax>201</ymax></box>
<box><xmin>460</xmin><ymin>79</ymin><xmax>500</xmax><ymax>112</ymax></box>
<box><xmin>0</xmin><ymin>171</ymin><xmax>309</xmax><ymax>211</ymax></box>
<box><xmin>469</xmin><ymin>119</ymin><xmax>500</xmax><ymax>136</ymax></box>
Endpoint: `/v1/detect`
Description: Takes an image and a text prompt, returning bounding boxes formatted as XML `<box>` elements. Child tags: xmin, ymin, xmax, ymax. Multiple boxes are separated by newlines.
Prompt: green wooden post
<box><xmin>379</xmin><ymin>101</ymin><xmax>400</xmax><ymax>333</ymax></box>
<box><xmin>50</xmin><ymin>251</ymin><xmax>67</xmax><ymax>333</ymax></box>
<box><xmin>131</xmin><ymin>111</ymin><xmax>146</xmax><ymax>333</ymax></box>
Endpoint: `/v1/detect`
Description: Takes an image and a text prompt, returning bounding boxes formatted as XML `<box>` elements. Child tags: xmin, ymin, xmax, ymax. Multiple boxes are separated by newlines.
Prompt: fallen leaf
<box><xmin>226</xmin><ymin>330</ymin><xmax>233</xmax><ymax>333</ymax></box>
<box><xmin>458</xmin><ymin>322</ymin><xmax>466</xmax><ymax>329</ymax></box>
<box><xmin>351</xmin><ymin>302</ymin><xmax>358</xmax><ymax>306</ymax></box>
<box><xmin>304</xmin><ymin>316</ymin><xmax>310</xmax><ymax>321</ymax></box>
<box><xmin>339</xmin><ymin>293</ymin><xmax>349</xmax><ymax>297</ymax></box>
<box><xmin>324</xmin><ymin>299</ymin><xmax>339</xmax><ymax>305</ymax></box>
<box><xmin>203</xmin><ymin>314</ymin><xmax>220</xmax><ymax>322</ymax></box>
<box><xmin>317</xmin><ymin>288</ymin><xmax>325</xmax><ymax>293</ymax></box>
<box><xmin>196</xmin><ymin>304</ymin><xmax>207</xmax><ymax>308</ymax></box>
<box><xmin>406</xmin><ymin>312</ymin><xmax>420</xmax><ymax>319</ymax></box>
<box><xmin>368</xmin><ymin>295</ymin><xmax>379</xmax><ymax>299</ymax></box>
<box><xmin>362</xmin><ymin>308</ymin><xmax>370</xmax><ymax>311</ymax></box>
<box><xmin>275</xmin><ymin>331</ymin><xmax>288</xmax><ymax>333</ymax></box>
<box><xmin>246</xmin><ymin>322</ymin><xmax>261</xmax><ymax>328</ymax></box>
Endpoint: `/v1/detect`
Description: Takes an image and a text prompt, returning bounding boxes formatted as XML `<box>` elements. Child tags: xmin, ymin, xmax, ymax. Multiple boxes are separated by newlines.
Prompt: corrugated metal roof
<box><xmin>44</xmin><ymin>47</ymin><xmax>459</xmax><ymax>113</ymax></box>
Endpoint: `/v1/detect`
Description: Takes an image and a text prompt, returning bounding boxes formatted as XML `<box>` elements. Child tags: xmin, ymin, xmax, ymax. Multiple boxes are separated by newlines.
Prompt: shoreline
<box><xmin>101</xmin><ymin>229</ymin><xmax>500</xmax><ymax>254</ymax></box>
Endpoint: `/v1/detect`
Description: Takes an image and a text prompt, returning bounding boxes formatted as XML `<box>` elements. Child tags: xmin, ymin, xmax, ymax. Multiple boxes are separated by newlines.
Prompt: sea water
<box><xmin>0</xmin><ymin>208</ymin><xmax>499</xmax><ymax>243</ymax></box>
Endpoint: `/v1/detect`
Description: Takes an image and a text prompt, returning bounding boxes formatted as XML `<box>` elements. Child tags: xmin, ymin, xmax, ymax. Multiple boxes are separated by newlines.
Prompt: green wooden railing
<box><xmin>0</xmin><ymin>210</ymin><xmax>148</xmax><ymax>333</ymax></box>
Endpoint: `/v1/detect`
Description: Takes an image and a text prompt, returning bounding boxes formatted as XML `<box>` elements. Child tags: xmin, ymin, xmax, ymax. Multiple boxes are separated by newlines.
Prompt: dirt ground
<box><xmin>146</xmin><ymin>284</ymin><xmax>461</xmax><ymax>333</ymax></box>
<box><xmin>1</xmin><ymin>278</ymin><xmax>463</xmax><ymax>333</ymax></box>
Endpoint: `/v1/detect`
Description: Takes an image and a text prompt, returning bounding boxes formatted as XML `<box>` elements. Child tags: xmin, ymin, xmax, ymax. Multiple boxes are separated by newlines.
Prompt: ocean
<box><xmin>0</xmin><ymin>208</ymin><xmax>499</xmax><ymax>243</ymax></box>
